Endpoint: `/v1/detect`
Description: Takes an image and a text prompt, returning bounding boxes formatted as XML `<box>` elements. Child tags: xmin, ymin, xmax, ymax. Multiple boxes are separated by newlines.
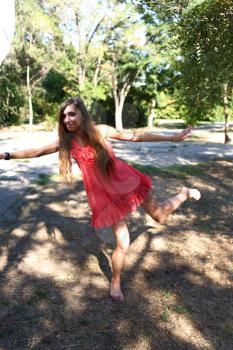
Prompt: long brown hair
<box><xmin>58</xmin><ymin>97</ymin><xmax>113</xmax><ymax>183</ymax></box>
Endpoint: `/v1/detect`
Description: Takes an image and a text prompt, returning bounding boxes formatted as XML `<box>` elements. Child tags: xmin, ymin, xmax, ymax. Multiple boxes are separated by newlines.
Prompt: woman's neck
<box><xmin>72</xmin><ymin>130</ymin><xmax>88</xmax><ymax>145</ymax></box>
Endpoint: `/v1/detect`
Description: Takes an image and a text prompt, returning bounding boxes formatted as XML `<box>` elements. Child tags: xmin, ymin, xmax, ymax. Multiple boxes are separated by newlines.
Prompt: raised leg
<box><xmin>110</xmin><ymin>219</ymin><xmax>130</xmax><ymax>301</ymax></box>
<box><xmin>141</xmin><ymin>186</ymin><xmax>201</xmax><ymax>224</ymax></box>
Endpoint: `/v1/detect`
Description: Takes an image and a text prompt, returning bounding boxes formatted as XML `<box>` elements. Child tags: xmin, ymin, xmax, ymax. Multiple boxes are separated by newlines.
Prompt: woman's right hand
<box><xmin>0</xmin><ymin>153</ymin><xmax>6</xmax><ymax>160</ymax></box>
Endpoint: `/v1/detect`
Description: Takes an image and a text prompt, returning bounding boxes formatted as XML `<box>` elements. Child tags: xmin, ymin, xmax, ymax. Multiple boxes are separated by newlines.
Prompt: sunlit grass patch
<box><xmin>160</xmin><ymin>289</ymin><xmax>173</xmax><ymax>300</ymax></box>
<box><xmin>160</xmin><ymin>307</ymin><xmax>170</xmax><ymax>322</ymax></box>
<box><xmin>160</xmin><ymin>302</ymin><xmax>193</xmax><ymax>322</ymax></box>
<box><xmin>165</xmin><ymin>163</ymin><xmax>206</xmax><ymax>177</ymax></box>
<box><xmin>168</xmin><ymin>303</ymin><xmax>193</xmax><ymax>315</ymax></box>
<box><xmin>15</xmin><ymin>159</ymin><xmax>30</xmax><ymax>163</ymax></box>
<box><xmin>129</xmin><ymin>162</ymin><xmax>207</xmax><ymax>179</ymax></box>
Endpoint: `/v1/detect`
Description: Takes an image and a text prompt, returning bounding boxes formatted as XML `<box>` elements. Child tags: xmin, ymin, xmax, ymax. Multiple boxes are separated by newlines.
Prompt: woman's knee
<box><xmin>116</xmin><ymin>229</ymin><xmax>130</xmax><ymax>253</ymax></box>
<box><xmin>141</xmin><ymin>200</ymin><xmax>165</xmax><ymax>223</ymax></box>
<box><xmin>112</xmin><ymin>220</ymin><xmax>130</xmax><ymax>253</ymax></box>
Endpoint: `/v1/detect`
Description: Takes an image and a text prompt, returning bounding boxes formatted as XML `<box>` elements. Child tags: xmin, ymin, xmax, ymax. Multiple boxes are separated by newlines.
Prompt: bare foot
<box><xmin>110</xmin><ymin>280</ymin><xmax>124</xmax><ymax>301</ymax></box>
<box><xmin>181</xmin><ymin>186</ymin><xmax>201</xmax><ymax>201</ymax></box>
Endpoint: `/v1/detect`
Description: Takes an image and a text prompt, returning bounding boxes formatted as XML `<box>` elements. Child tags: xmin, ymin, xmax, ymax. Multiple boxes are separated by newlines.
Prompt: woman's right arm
<box><xmin>0</xmin><ymin>139</ymin><xmax>59</xmax><ymax>160</ymax></box>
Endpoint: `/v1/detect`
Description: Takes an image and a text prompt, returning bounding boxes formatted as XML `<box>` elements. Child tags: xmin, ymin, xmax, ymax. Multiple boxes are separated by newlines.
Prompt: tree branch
<box><xmin>86</xmin><ymin>16</ymin><xmax>105</xmax><ymax>53</ymax></box>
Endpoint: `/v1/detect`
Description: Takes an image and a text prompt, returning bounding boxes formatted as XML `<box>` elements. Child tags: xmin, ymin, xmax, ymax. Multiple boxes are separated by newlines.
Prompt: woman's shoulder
<box><xmin>95</xmin><ymin>124</ymin><xmax>122</xmax><ymax>140</ymax></box>
<box><xmin>95</xmin><ymin>124</ymin><xmax>110</xmax><ymax>138</ymax></box>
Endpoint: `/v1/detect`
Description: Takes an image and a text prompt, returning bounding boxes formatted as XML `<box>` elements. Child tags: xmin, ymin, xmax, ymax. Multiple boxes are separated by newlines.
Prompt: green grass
<box><xmin>15</xmin><ymin>159</ymin><xmax>30</xmax><ymax>163</ymax></box>
<box><xmin>168</xmin><ymin>303</ymin><xmax>192</xmax><ymax>315</ymax></box>
<box><xmin>32</xmin><ymin>173</ymin><xmax>60</xmax><ymax>186</ymax></box>
<box><xmin>26</xmin><ymin>186</ymin><xmax>39</xmax><ymax>194</ymax></box>
<box><xmin>0</xmin><ymin>299</ymin><xmax>10</xmax><ymax>306</ymax></box>
<box><xmin>160</xmin><ymin>289</ymin><xmax>173</xmax><ymax>300</ymax></box>
<box><xmin>129</xmin><ymin>162</ymin><xmax>206</xmax><ymax>179</ymax></box>
<box><xmin>160</xmin><ymin>308</ymin><xmax>170</xmax><ymax>322</ymax></box>
<box><xmin>160</xmin><ymin>303</ymin><xmax>192</xmax><ymax>322</ymax></box>
<box><xmin>165</xmin><ymin>163</ymin><xmax>206</xmax><ymax>177</ymax></box>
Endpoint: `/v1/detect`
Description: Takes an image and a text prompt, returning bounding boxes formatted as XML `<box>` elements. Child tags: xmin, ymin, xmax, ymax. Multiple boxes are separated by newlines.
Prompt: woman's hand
<box><xmin>0</xmin><ymin>153</ymin><xmax>6</xmax><ymax>160</ymax></box>
<box><xmin>171</xmin><ymin>126</ymin><xmax>193</xmax><ymax>142</ymax></box>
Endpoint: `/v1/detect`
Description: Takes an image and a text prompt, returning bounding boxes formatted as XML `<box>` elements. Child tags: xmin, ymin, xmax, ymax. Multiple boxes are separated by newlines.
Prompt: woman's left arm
<box><xmin>96</xmin><ymin>124</ymin><xmax>193</xmax><ymax>142</ymax></box>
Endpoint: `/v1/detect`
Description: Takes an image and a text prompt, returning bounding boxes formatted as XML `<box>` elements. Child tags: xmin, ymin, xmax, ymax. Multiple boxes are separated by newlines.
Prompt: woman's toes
<box><xmin>110</xmin><ymin>293</ymin><xmax>125</xmax><ymax>302</ymax></box>
<box><xmin>181</xmin><ymin>187</ymin><xmax>201</xmax><ymax>200</ymax></box>
<box><xmin>189</xmin><ymin>188</ymin><xmax>201</xmax><ymax>200</ymax></box>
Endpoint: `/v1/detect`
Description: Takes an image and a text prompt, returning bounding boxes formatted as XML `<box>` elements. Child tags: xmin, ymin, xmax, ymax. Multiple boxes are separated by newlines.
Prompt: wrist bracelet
<box><xmin>129</xmin><ymin>132</ymin><xmax>136</xmax><ymax>141</ymax></box>
<box><xmin>4</xmin><ymin>152</ymin><xmax>11</xmax><ymax>160</ymax></box>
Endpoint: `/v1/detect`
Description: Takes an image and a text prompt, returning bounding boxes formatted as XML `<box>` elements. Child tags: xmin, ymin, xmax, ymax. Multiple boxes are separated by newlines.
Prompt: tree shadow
<box><xmin>0</xmin><ymin>160</ymin><xmax>232</xmax><ymax>349</ymax></box>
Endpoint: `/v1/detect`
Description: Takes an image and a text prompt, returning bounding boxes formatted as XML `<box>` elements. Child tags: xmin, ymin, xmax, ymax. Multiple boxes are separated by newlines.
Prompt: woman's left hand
<box><xmin>171</xmin><ymin>126</ymin><xmax>193</xmax><ymax>142</ymax></box>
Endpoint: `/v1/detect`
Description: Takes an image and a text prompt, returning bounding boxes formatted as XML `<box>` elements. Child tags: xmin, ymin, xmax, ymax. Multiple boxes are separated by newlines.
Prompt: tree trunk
<box><xmin>147</xmin><ymin>98</ymin><xmax>156</xmax><ymax>128</ymax></box>
<box><xmin>27</xmin><ymin>63</ymin><xmax>33</xmax><ymax>131</ymax></box>
<box><xmin>115</xmin><ymin>98</ymin><xmax>124</xmax><ymax>130</ymax></box>
<box><xmin>223</xmin><ymin>83</ymin><xmax>231</xmax><ymax>144</ymax></box>
<box><xmin>111</xmin><ymin>62</ymin><xmax>136</xmax><ymax>130</ymax></box>
<box><xmin>93</xmin><ymin>56</ymin><xmax>102</xmax><ymax>87</ymax></box>
<box><xmin>78</xmin><ymin>61</ymin><xmax>86</xmax><ymax>88</ymax></box>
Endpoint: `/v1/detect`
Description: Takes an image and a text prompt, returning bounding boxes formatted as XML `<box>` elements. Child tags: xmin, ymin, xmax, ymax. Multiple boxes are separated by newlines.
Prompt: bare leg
<box><xmin>110</xmin><ymin>220</ymin><xmax>130</xmax><ymax>301</ymax></box>
<box><xmin>141</xmin><ymin>186</ymin><xmax>201</xmax><ymax>224</ymax></box>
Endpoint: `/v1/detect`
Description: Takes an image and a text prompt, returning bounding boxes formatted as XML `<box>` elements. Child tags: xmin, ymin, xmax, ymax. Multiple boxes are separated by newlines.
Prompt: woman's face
<box><xmin>62</xmin><ymin>104</ymin><xmax>83</xmax><ymax>132</ymax></box>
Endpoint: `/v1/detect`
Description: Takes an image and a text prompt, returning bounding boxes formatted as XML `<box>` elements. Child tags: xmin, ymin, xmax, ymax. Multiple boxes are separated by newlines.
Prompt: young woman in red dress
<box><xmin>1</xmin><ymin>97</ymin><xmax>201</xmax><ymax>301</ymax></box>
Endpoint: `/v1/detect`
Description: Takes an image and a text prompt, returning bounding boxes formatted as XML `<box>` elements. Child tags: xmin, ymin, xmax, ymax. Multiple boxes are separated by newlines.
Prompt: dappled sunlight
<box><xmin>194</xmin><ymin>181</ymin><xmax>217</xmax><ymax>192</ymax></box>
<box><xmin>164</xmin><ymin>231</ymin><xmax>232</xmax><ymax>287</ymax></box>
<box><xmin>168</xmin><ymin>314</ymin><xmax>213</xmax><ymax>350</ymax></box>
<box><xmin>0</xmin><ymin>159</ymin><xmax>232</xmax><ymax>349</ymax></box>
<box><xmin>11</xmin><ymin>226</ymin><xmax>28</xmax><ymax>238</ymax></box>
<box><xmin>149</xmin><ymin>236</ymin><xmax>168</xmax><ymax>252</ymax></box>
<box><xmin>0</xmin><ymin>247</ymin><xmax>7</xmax><ymax>268</ymax></box>
<box><xmin>32</xmin><ymin>223</ymin><xmax>66</xmax><ymax>244</ymax></box>
<box><xmin>19</xmin><ymin>240</ymin><xmax>74</xmax><ymax>278</ymax></box>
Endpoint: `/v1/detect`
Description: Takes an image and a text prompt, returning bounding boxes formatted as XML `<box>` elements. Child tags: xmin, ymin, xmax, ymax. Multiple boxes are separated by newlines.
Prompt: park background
<box><xmin>0</xmin><ymin>1</ymin><xmax>233</xmax><ymax>350</ymax></box>
<box><xmin>0</xmin><ymin>0</ymin><xmax>232</xmax><ymax>142</ymax></box>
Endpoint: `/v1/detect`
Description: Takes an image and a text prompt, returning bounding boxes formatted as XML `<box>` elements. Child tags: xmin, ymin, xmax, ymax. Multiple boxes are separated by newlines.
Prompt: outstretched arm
<box><xmin>96</xmin><ymin>124</ymin><xmax>193</xmax><ymax>142</ymax></box>
<box><xmin>0</xmin><ymin>139</ymin><xmax>59</xmax><ymax>160</ymax></box>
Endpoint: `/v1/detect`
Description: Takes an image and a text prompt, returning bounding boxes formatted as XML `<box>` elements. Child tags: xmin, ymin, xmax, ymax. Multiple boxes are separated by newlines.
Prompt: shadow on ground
<box><xmin>0</xmin><ymin>159</ymin><xmax>232</xmax><ymax>349</ymax></box>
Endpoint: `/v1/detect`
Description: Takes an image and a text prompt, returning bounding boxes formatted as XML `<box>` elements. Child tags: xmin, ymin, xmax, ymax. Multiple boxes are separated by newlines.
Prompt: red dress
<box><xmin>70</xmin><ymin>138</ymin><xmax>152</xmax><ymax>228</ymax></box>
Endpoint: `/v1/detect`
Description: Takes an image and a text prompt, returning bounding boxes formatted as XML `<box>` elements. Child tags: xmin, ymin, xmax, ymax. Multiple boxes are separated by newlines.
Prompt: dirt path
<box><xmin>0</xmin><ymin>124</ymin><xmax>233</xmax><ymax>220</ymax></box>
<box><xmin>0</xmin><ymin>156</ymin><xmax>232</xmax><ymax>349</ymax></box>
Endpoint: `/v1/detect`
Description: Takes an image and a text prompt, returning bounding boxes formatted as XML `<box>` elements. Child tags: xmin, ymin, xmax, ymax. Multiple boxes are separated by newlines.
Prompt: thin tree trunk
<box><xmin>113</xmin><ymin>91</ymin><xmax>124</xmax><ymax>130</ymax></box>
<box><xmin>78</xmin><ymin>60</ymin><xmax>86</xmax><ymax>88</ymax></box>
<box><xmin>113</xmin><ymin>88</ymin><xmax>129</xmax><ymax>130</ymax></box>
<box><xmin>27</xmin><ymin>63</ymin><xmax>33</xmax><ymax>131</ymax></box>
<box><xmin>148</xmin><ymin>98</ymin><xmax>156</xmax><ymax>128</ymax></box>
<box><xmin>111</xmin><ymin>61</ymin><xmax>138</xmax><ymax>130</ymax></box>
<box><xmin>93</xmin><ymin>56</ymin><xmax>102</xmax><ymax>87</ymax></box>
<box><xmin>223</xmin><ymin>83</ymin><xmax>231</xmax><ymax>144</ymax></box>
<box><xmin>115</xmin><ymin>103</ymin><xmax>123</xmax><ymax>130</ymax></box>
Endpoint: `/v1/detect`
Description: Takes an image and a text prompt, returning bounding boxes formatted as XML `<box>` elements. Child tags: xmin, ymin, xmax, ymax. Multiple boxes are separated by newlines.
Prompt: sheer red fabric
<box><xmin>71</xmin><ymin>138</ymin><xmax>152</xmax><ymax>228</ymax></box>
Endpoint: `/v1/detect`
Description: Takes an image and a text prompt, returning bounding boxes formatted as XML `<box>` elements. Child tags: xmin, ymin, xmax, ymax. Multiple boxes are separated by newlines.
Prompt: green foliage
<box><xmin>42</xmin><ymin>70</ymin><xmax>68</xmax><ymax>103</ymax></box>
<box><xmin>137</xmin><ymin>0</ymin><xmax>233</xmax><ymax>125</ymax></box>
<box><xmin>177</xmin><ymin>0</ymin><xmax>233</xmax><ymax>122</ymax></box>
<box><xmin>2</xmin><ymin>0</ymin><xmax>232</xmax><ymax>128</ymax></box>
<box><xmin>0</xmin><ymin>62</ymin><xmax>25</xmax><ymax>126</ymax></box>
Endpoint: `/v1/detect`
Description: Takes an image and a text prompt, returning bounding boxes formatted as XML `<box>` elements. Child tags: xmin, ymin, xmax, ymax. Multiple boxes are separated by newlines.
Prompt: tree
<box><xmin>137</xmin><ymin>0</ymin><xmax>233</xmax><ymax>142</ymax></box>
<box><xmin>102</xmin><ymin>4</ymin><xmax>151</xmax><ymax>130</ymax></box>
<box><xmin>178</xmin><ymin>0</ymin><xmax>233</xmax><ymax>142</ymax></box>
<box><xmin>52</xmin><ymin>0</ymin><xmax>123</xmax><ymax>107</ymax></box>
<box><xmin>13</xmin><ymin>0</ymin><xmax>63</xmax><ymax>128</ymax></box>
<box><xmin>0</xmin><ymin>61</ymin><xmax>24</xmax><ymax>126</ymax></box>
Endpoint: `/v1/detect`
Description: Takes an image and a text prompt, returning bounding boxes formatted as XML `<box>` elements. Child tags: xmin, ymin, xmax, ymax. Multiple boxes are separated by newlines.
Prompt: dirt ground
<box><xmin>0</xmin><ymin>159</ymin><xmax>232</xmax><ymax>350</ymax></box>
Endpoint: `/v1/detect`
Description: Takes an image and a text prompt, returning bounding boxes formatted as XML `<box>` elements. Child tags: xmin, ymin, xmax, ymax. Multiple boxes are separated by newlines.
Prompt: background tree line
<box><xmin>0</xmin><ymin>0</ymin><xmax>232</xmax><ymax>142</ymax></box>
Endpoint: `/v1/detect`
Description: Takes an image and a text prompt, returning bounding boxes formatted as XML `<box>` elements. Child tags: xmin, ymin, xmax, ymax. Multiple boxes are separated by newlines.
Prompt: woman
<box><xmin>0</xmin><ymin>97</ymin><xmax>201</xmax><ymax>301</ymax></box>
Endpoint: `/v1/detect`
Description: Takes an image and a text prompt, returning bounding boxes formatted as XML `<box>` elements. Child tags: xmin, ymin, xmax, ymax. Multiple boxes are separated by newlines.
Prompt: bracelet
<box><xmin>129</xmin><ymin>132</ymin><xmax>136</xmax><ymax>141</ymax></box>
<box><xmin>4</xmin><ymin>152</ymin><xmax>11</xmax><ymax>160</ymax></box>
